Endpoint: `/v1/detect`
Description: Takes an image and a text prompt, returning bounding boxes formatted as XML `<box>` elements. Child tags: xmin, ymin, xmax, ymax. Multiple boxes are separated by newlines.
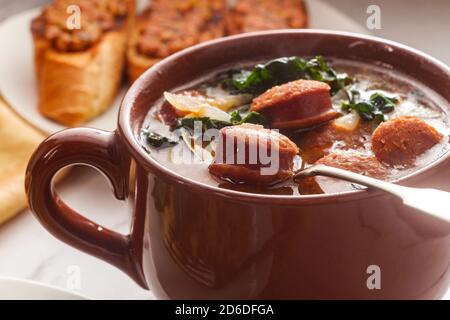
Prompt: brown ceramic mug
<box><xmin>26</xmin><ymin>30</ymin><xmax>450</xmax><ymax>299</ymax></box>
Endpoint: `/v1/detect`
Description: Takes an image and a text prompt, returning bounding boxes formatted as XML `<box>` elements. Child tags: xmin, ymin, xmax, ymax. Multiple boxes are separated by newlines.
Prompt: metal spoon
<box><xmin>295</xmin><ymin>164</ymin><xmax>450</xmax><ymax>225</ymax></box>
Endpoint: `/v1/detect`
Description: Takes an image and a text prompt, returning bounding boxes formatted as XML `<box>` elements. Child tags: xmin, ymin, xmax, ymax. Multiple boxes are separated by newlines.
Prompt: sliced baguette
<box><xmin>226</xmin><ymin>0</ymin><xmax>309</xmax><ymax>35</ymax></box>
<box><xmin>127</xmin><ymin>0</ymin><xmax>227</xmax><ymax>83</ymax></box>
<box><xmin>32</xmin><ymin>1</ymin><xmax>135</xmax><ymax>126</ymax></box>
<box><xmin>33</xmin><ymin>30</ymin><xmax>126</xmax><ymax>126</ymax></box>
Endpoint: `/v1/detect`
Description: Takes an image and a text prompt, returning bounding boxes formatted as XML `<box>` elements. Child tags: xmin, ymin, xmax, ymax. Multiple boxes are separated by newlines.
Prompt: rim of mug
<box><xmin>119</xmin><ymin>29</ymin><xmax>450</xmax><ymax>205</ymax></box>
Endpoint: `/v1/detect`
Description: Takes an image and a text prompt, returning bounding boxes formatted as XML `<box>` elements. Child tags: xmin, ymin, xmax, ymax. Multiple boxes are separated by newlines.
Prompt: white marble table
<box><xmin>0</xmin><ymin>0</ymin><xmax>449</xmax><ymax>300</ymax></box>
<box><xmin>0</xmin><ymin>168</ymin><xmax>153</xmax><ymax>299</ymax></box>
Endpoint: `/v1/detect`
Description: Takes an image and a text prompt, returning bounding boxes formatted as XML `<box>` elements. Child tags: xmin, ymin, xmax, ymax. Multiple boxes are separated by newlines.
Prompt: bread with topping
<box><xmin>31</xmin><ymin>0</ymin><xmax>135</xmax><ymax>126</ymax></box>
<box><xmin>127</xmin><ymin>0</ymin><xmax>226</xmax><ymax>83</ymax></box>
<box><xmin>226</xmin><ymin>0</ymin><xmax>308</xmax><ymax>34</ymax></box>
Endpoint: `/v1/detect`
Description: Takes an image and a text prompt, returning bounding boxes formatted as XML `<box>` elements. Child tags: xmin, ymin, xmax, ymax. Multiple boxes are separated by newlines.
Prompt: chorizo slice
<box><xmin>371</xmin><ymin>116</ymin><xmax>443</xmax><ymax>166</ymax></box>
<box><xmin>294</xmin><ymin>153</ymin><xmax>388</xmax><ymax>195</ymax></box>
<box><xmin>209</xmin><ymin>124</ymin><xmax>299</xmax><ymax>185</ymax></box>
<box><xmin>315</xmin><ymin>152</ymin><xmax>389</xmax><ymax>179</ymax></box>
<box><xmin>250</xmin><ymin>79</ymin><xmax>337</xmax><ymax>130</ymax></box>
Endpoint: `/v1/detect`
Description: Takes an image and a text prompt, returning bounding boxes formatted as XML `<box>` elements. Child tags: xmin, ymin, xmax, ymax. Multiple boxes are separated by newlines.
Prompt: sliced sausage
<box><xmin>209</xmin><ymin>124</ymin><xmax>299</xmax><ymax>185</ymax></box>
<box><xmin>316</xmin><ymin>152</ymin><xmax>389</xmax><ymax>179</ymax></box>
<box><xmin>372</xmin><ymin>116</ymin><xmax>443</xmax><ymax>166</ymax></box>
<box><xmin>251</xmin><ymin>79</ymin><xmax>337</xmax><ymax>130</ymax></box>
<box><xmin>294</xmin><ymin>152</ymin><xmax>388</xmax><ymax>195</ymax></box>
<box><xmin>296</xmin><ymin>176</ymin><xmax>325</xmax><ymax>195</ymax></box>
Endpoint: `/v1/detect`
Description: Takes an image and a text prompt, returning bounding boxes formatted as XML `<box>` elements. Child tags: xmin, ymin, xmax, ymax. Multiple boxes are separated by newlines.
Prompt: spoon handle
<box><xmin>295</xmin><ymin>164</ymin><xmax>450</xmax><ymax>225</ymax></box>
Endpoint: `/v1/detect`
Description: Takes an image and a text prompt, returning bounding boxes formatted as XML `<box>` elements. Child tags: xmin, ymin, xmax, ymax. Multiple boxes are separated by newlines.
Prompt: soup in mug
<box><xmin>140</xmin><ymin>56</ymin><xmax>450</xmax><ymax>195</ymax></box>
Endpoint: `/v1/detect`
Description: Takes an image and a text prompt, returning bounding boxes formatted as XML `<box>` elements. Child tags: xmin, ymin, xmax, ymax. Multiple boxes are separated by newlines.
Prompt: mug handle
<box><xmin>25</xmin><ymin>128</ymin><xmax>147</xmax><ymax>289</ymax></box>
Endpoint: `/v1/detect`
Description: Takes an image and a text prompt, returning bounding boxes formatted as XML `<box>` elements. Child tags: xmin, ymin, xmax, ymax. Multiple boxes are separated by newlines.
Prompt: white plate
<box><xmin>0</xmin><ymin>277</ymin><xmax>88</xmax><ymax>300</ymax></box>
<box><xmin>0</xmin><ymin>0</ymin><xmax>369</xmax><ymax>134</ymax></box>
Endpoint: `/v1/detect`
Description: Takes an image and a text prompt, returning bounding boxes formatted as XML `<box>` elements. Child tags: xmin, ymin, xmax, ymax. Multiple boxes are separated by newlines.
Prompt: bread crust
<box><xmin>32</xmin><ymin>1</ymin><xmax>135</xmax><ymax>126</ymax></box>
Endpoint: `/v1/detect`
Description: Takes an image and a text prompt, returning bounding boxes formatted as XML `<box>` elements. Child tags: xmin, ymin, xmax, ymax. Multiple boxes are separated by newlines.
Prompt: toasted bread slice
<box><xmin>33</xmin><ymin>30</ymin><xmax>127</xmax><ymax>126</ymax></box>
<box><xmin>31</xmin><ymin>0</ymin><xmax>135</xmax><ymax>126</ymax></box>
<box><xmin>226</xmin><ymin>0</ymin><xmax>308</xmax><ymax>34</ymax></box>
<box><xmin>127</xmin><ymin>0</ymin><xmax>227</xmax><ymax>83</ymax></box>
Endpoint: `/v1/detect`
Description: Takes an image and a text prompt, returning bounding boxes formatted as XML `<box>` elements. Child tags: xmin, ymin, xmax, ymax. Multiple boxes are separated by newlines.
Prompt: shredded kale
<box><xmin>177</xmin><ymin>109</ymin><xmax>268</xmax><ymax>133</ymax></box>
<box><xmin>230</xmin><ymin>111</ymin><xmax>267</xmax><ymax>125</ymax></box>
<box><xmin>142</xmin><ymin>130</ymin><xmax>178</xmax><ymax>148</ymax></box>
<box><xmin>177</xmin><ymin>117</ymin><xmax>232</xmax><ymax>132</ymax></box>
<box><xmin>341</xmin><ymin>90</ymin><xmax>398</xmax><ymax>122</ymax></box>
<box><xmin>224</xmin><ymin>56</ymin><xmax>351</xmax><ymax>96</ymax></box>
<box><xmin>229</xmin><ymin>105</ymin><xmax>269</xmax><ymax>126</ymax></box>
